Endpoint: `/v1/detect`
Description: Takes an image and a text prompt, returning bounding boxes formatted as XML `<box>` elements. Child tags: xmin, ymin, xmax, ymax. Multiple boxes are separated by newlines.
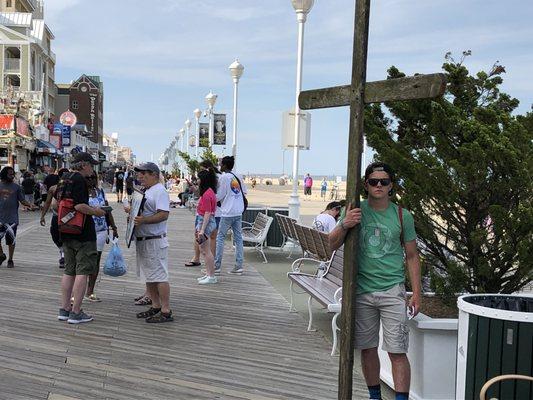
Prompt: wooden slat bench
<box><xmin>241</xmin><ymin>212</ymin><xmax>274</xmax><ymax>263</ymax></box>
<box><xmin>275</xmin><ymin>213</ymin><xmax>300</xmax><ymax>258</ymax></box>
<box><xmin>287</xmin><ymin>224</ymin><xmax>344</xmax><ymax>355</ymax></box>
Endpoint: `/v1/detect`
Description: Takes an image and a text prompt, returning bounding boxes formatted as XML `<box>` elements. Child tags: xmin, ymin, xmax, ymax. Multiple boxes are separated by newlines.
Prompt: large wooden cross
<box><xmin>298</xmin><ymin>1</ymin><xmax>446</xmax><ymax>399</ymax></box>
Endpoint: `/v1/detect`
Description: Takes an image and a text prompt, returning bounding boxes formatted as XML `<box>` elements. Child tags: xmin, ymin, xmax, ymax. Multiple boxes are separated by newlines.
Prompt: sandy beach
<box><xmin>244</xmin><ymin>179</ymin><xmax>347</xmax><ymax>225</ymax></box>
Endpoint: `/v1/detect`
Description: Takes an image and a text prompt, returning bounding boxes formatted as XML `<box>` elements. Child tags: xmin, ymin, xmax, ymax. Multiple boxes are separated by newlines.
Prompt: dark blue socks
<box><xmin>395</xmin><ymin>392</ymin><xmax>409</xmax><ymax>400</ymax></box>
<box><xmin>368</xmin><ymin>384</ymin><xmax>381</xmax><ymax>399</ymax></box>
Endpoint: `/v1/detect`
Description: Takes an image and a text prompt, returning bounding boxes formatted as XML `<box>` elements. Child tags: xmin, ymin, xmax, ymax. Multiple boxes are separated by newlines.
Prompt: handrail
<box><xmin>479</xmin><ymin>374</ymin><xmax>533</xmax><ymax>400</ymax></box>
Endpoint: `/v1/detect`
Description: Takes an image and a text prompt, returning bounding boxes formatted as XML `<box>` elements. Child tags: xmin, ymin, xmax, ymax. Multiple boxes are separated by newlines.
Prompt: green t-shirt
<box><xmin>343</xmin><ymin>200</ymin><xmax>417</xmax><ymax>294</ymax></box>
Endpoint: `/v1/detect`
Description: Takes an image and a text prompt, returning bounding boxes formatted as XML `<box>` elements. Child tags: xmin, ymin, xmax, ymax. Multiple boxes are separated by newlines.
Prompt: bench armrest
<box><xmin>333</xmin><ymin>287</ymin><xmax>342</xmax><ymax>304</ymax></box>
<box><xmin>241</xmin><ymin>221</ymin><xmax>253</xmax><ymax>228</ymax></box>
<box><xmin>289</xmin><ymin>257</ymin><xmax>323</xmax><ymax>275</ymax></box>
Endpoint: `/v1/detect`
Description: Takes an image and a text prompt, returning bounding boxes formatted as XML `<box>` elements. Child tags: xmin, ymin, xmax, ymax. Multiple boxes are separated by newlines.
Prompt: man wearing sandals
<box><xmin>132</xmin><ymin>162</ymin><xmax>173</xmax><ymax>323</ymax></box>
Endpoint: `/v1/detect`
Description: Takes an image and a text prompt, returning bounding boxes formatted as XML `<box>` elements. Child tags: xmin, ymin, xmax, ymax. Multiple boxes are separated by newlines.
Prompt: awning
<box><xmin>36</xmin><ymin>139</ymin><xmax>58</xmax><ymax>154</ymax></box>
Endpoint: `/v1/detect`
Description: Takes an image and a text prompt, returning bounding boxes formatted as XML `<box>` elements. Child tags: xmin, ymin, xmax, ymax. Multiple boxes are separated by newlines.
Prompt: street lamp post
<box><xmin>229</xmin><ymin>59</ymin><xmax>244</xmax><ymax>163</ymax></box>
<box><xmin>288</xmin><ymin>0</ymin><xmax>315</xmax><ymax>220</ymax></box>
<box><xmin>205</xmin><ymin>91</ymin><xmax>217</xmax><ymax>147</ymax></box>
<box><xmin>193</xmin><ymin>108</ymin><xmax>202</xmax><ymax>159</ymax></box>
<box><xmin>185</xmin><ymin>119</ymin><xmax>191</xmax><ymax>157</ymax></box>
<box><xmin>179</xmin><ymin>128</ymin><xmax>185</xmax><ymax>177</ymax></box>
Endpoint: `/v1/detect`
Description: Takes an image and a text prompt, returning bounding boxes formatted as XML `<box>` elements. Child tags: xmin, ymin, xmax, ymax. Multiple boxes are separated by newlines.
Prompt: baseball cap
<box><xmin>364</xmin><ymin>162</ymin><xmax>395</xmax><ymax>181</ymax></box>
<box><xmin>71</xmin><ymin>152</ymin><xmax>99</xmax><ymax>165</ymax></box>
<box><xmin>134</xmin><ymin>162</ymin><xmax>160</xmax><ymax>175</ymax></box>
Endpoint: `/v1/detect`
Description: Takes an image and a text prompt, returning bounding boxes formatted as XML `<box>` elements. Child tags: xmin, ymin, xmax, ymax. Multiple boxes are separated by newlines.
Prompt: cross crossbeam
<box><xmin>299</xmin><ymin>73</ymin><xmax>447</xmax><ymax>110</ymax></box>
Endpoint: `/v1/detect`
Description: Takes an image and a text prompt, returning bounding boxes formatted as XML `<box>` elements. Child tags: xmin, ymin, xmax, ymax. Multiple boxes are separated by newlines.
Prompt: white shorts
<box><xmin>135</xmin><ymin>237</ymin><xmax>169</xmax><ymax>283</ymax></box>
<box><xmin>96</xmin><ymin>230</ymin><xmax>107</xmax><ymax>252</ymax></box>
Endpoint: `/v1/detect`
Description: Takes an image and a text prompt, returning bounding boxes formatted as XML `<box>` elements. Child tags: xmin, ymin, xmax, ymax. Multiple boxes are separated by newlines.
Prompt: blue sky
<box><xmin>45</xmin><ymin>0</ymin><xmax>533</xmax><ymax>176</ymax></box>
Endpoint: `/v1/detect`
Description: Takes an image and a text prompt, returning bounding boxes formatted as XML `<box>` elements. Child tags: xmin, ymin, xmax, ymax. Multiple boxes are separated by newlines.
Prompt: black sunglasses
<box><xmin>367</xmin><ymin>178</ymin><xmax>391</xmax><ymax>187</ymax></box>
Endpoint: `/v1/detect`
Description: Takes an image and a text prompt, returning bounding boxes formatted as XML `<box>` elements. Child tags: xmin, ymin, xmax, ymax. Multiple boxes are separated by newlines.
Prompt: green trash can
<box><xmin>265</xmin><ymin>207</ymin><xmax>289</xmax><ymax>248</ymax></box>
<box><xmin>456</xmin><ymin>294</ymin><xmax>533</xmax><ymax>399</ymax></box>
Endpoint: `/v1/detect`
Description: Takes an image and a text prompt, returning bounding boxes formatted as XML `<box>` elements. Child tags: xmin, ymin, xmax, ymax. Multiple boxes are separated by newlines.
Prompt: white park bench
<box><xmin>287</xmin><ymin>223</ymin><xmax>344</xmax><ymax>356</ymax></box>
<box><xmin>242</xmin><ymin>212</ymin><xmax>274</xmax><ymax>263</ymax></box>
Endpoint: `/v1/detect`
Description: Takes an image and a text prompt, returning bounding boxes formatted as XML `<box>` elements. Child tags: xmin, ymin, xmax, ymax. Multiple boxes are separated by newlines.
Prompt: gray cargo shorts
<box><xmin>355</xmin><ymin>283</ymin><xmax>409</xmax><ymax>353</ymax></box>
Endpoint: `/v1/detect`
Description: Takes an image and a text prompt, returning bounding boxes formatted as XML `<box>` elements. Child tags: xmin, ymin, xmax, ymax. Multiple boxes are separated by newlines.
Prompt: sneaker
<box><xmin>58</xmin><ymin>308</ymin><xmax>70</xmax><ymax>321</ymax></box>
<box><xmin>0</xmin><ymin>253</ymin><xmax>6</xmax><ymax>266</ymax></box>
<box><xmin>228</xmin><ymin>267</ymin><xmax>244</xmax><ymax>275</ymax></box>
<box><xmin>59</xmin><ymin>257</ymin><xmax>65</xmax><ymax>269</ymax></box>
<box><xmin>67</xmin><ymin>310</ymin><xmax>93</xmax><ymax>324</ymax></box>
<box><xmin>198</xmin><ymin>276</ymin><xmax>218</xmax><ymax>285</ymax></box>
<box><xmin>197</xmin><ymin>275</ymin><xmax>207</xmax><ymax>282</ymax></box>
<box><xmin>6</xmin><ymin>260</ymin><xmax>14</xmax><ymax>268</ymax></box>
<box><xmin>201</xmin><ymin>268</ymin><xmax>221</xmax><ymax>275</ymax></box>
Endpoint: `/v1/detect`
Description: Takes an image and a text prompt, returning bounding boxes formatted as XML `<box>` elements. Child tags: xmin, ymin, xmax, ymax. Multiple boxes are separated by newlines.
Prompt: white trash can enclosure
<box><xmin>455</xmin><ymin>294</ymin><xmax>533</xmax><ymax>399</ymax></box>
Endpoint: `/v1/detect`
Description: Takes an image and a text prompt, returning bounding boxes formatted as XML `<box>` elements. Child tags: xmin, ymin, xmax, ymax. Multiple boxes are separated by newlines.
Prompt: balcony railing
<box><xmin>4</xmin><ymin>58</ymin><xmax>21</xmax><ymax>71</ymax></box>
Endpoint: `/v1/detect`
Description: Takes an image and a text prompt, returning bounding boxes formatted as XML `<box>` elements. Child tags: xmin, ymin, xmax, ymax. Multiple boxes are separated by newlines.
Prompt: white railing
<box><xmin>4</xmin><ymin>58</ymin><xmax>20</xmax><ymax>71</ymax></box>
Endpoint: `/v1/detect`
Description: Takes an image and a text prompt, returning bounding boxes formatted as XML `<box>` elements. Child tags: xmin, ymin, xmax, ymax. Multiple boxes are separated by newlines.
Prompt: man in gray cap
<box><xmin>131</xmin><ymin>162</ymin><xmax>173</xmax><ymax>323</ymax></box>
<box><xmin>57</xmin><ymin>152</ymin><xmax>106</xmax><ymax>324</ymax></box>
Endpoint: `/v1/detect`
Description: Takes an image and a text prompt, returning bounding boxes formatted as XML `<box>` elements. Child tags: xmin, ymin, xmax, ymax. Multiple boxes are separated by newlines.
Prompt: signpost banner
<box><xmin>61</xmin><ymin>125</ymin><xmax>71</xmax><ymax>147</ymax></box>
<box><xmin>214</xmin><ymin>113</ymin><xmax>226</xmax><ymax>145</ymax></box>
<box><xmin>199</xmin><ymin>122</ymin><xmax>209</xmax><ymax>147</ymax></box>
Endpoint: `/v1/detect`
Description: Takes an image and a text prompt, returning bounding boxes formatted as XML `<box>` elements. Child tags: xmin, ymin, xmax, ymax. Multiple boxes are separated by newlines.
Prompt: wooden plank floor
<box><xmin>0</xmin><ymin>207</ymin><xmax>372</xmax><ymax>400</ymax></box>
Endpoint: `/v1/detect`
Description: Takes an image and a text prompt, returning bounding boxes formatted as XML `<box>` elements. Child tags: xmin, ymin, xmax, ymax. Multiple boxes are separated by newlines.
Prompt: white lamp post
<box><xmin>205</xmin><ymin>91</ymin><xmax>217</xmax><ymax>147</ymax></box>
<box><xmin>178</xmin><ymin>128</ymin><xmax>185</xmax><ymax>177</ymax></box>
<box><xmin>185</xmin><ymin>119</ymin><xmax>191</xmax><ymax>156</ymax></box>
<box><xmin>229</xmin><ymin>59</ymin><xmax>244</xmax><ymax>163</ymax></box>
<box><xmin>288</xmin><ymin>0</ymin><xmax>315</xmax><ymax>220</ymax></box>
<box><xmin>193</xmin><ymin>108</ymin><xmax>202</xmax><ymax>159</ymax></box>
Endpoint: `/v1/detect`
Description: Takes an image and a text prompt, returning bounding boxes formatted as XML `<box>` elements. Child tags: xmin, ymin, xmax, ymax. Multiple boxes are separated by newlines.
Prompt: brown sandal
<box><xmin>146</xmin><ymin>311</ymin><xmax>174</xmax><ymax>323</ymax></box>
<box><xmin>136</xmin><ymin>307</ymin><xmax>161</xmax><ymax>319</ymax></box>
<box><xmin>134</xmin><ymin>296</ymin><xmax>152</xmax><ymax>306</ymax></box>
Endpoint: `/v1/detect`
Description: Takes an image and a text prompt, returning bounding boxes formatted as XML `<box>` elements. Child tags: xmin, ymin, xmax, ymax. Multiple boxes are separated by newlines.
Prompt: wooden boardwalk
<box><xmin>0</xmin><ymin>207</ymin><xmax>372</xmax><ymax>400</ymax></box>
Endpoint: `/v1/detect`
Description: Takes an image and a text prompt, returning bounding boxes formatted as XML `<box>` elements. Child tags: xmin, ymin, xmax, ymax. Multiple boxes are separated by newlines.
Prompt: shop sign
<box><xmin>0</xmin><ymin>114</ymin><xmax>14</xmax><ymax>131</ymax></box>
<box><xmin>60</xmin><ymin>110</ymin><xmax>77</xmax><ymax>127</ymax></box>
<box><xmin>61</xmin><ymin>125</ymin><xmax>71</xmax><ymax>147</ymax></box>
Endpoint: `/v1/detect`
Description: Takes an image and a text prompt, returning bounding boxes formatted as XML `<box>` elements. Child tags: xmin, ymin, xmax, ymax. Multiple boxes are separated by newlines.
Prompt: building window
<box><xmin>7</xmin><ymin>0</ymin><xmax>12</xmax><ymax>8</ymax></box>
<box><xmin>71</xmin><ymin>100</ymin><xmax>79</xmax><ymax>110</ymax></box>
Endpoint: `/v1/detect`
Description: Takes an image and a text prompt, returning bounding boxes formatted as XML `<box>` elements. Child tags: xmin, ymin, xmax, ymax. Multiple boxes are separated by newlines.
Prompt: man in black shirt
<box><xmin>57</xmin><ymin>152</ymin><xmax>105</xmax><ymax>324</ymax></box>
<box><xmin>114</xmin><ymin>168</ymin><xmax>125</xmax><ymax>203</ymax></box>
<box><xmin>21</xmin><ymin>172</ymin><xmax>36</xmax><ymax>205</ymax></box>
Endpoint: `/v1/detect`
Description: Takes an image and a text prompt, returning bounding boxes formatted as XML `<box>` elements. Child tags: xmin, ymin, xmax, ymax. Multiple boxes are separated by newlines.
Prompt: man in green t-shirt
<box><xmin>329</xmin><ymin>162</ymin><xmax>421</xmax><ymax>400</ymax></box>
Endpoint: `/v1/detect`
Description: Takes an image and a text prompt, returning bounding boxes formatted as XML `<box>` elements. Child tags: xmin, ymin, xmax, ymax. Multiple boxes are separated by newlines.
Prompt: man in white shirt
<box><xmin>215</xmin><ymin>156</ymin><xmax>247</xmax><ymax>275</ymax></box>
<box><xmin>132</xmin><ymin>162</ymin><xmax>173</xmax><ymax>323</ymax></box>
<box><xmin>313</xmin><ymin>201</ymin><xmax>342</xmax><ymax>233</ymax></box>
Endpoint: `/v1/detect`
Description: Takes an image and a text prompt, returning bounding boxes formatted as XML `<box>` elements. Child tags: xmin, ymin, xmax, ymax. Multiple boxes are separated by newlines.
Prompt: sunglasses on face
<box><xmin>367</xmin><ymin>178</ymin><xmax>391</xmax><ymax>187</ymax></box>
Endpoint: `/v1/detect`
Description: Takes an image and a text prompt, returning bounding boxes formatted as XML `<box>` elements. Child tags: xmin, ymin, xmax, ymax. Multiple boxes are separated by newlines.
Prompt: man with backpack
<box><xmin>57</xmin><ymin>152</ymin><xmax>105</xmax><ymax>324</ymax></box>
<box><xmin>214</xmin><ymin>156</ymin><xmax>247</xmax><ymax>275</ymax></box>
<box><xmin>329</xmin><ymin>162</ymin><xmax>421</xmax><ymax>400</ymax></box>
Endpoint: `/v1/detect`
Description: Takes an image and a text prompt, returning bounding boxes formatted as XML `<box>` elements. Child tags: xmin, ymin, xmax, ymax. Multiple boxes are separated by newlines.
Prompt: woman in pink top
<box><xmin>195</xmin><ymin>169</ymin><xmax>218</xmax><ymax>284</ymax></box>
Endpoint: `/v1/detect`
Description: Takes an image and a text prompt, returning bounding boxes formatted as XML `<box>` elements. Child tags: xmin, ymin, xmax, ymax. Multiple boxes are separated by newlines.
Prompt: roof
<box><xmin>0</xmin><ymin>12</ymin><xmax>32</xmax><ymax>27</ymax></box>
<box><xmin>36</xmin><ymin>139</ymin><xmax>58</xmax><ymax>153</ymax></box>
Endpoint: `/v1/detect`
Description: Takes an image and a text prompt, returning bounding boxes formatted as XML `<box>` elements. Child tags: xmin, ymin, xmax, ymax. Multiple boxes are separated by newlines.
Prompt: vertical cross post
<box><xmin>338</xmin><ymin>0</ymin><xmax>371</xmax><ymax>398</ymax></box>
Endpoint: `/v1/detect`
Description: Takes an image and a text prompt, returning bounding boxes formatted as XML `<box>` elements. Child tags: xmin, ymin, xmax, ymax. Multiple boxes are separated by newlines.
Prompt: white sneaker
<box><xmin>198</xmin><ymin>276</ymin><xmax>218</xmax><ymax>285</ymax></box>
<box><xmin>197</xmin><ymin>275</ymin><xmax>208</xmax><ymax>282</ymax></box>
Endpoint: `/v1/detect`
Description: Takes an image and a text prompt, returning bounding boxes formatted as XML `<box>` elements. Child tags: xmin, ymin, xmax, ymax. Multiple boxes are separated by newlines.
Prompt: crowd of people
<box><xmin>0</xmin><ymin>156</ymin><xmax>421</xmax><ymax>399</ymax></box>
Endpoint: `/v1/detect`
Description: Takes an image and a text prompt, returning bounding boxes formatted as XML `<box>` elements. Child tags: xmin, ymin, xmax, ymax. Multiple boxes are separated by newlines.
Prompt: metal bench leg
<box><xmin>259</xmin><ymin>241</ymin><xmax>268</xmax><ymax>263</ymax></box>
<box><xmin>307</xmin><ymin>296</ymin><xmax>316</xmax><ymax>332</ymax></box>
<box><xmin>289</xmin><ymin>281</ymin><xmax>297</xmax><ymax>312</ymax></box>
<box><xmin>331</xmin><ymin>312</ymin><xmax>340</xmax><ymax>356</ymax></box>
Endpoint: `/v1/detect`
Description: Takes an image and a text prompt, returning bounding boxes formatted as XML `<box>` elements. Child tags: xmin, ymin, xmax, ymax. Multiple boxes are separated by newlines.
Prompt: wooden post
<box><xmin>338</xmin><ymin>0</ymin><xmax>371</xmax><ymax>398</ymax></box>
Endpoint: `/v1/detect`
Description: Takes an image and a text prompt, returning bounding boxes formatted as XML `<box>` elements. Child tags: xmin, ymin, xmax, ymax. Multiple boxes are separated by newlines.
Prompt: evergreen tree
<box><xmin>365</xmin><ymin>53</ymin><xmax>533</xmax><ymax>297</ymax></box>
